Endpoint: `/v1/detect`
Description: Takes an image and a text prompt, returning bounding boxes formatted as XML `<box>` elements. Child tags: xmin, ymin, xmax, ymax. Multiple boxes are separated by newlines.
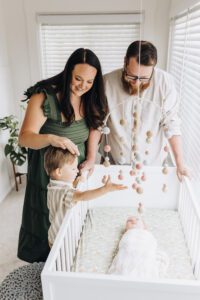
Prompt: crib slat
<box><xmin>56</xmin><ymin>252</ymin><xmax>61</xmax><ymax>271</ymax></box>
<box><xmin>179</xmin><ymin>178</ymin><xmax>200</xmax><ymax>280</ymax></box>
<box><xmin>191</xmin><ymin>218</ymin><xmax>197</xmax><ymax>269</ymax></box>
<box><xmin>69</xmin><ymin>220</ymin><xmax>74</xmax><ymax>267</ymax></box>
<box><xmin>71</xmin><ymin>216</ymin><xmax>76</xmax><ymax>258</ymax></box>
<box><xmin>64</xmin><ymin>235</ymin><xmax>71</xmax><ymax>272</ymax></box>
<box><xmin>190</xmin><ymin>214</ymin><xmax>196</xmax><ymax>266</ymax></box>
<box><xmin>49</xmin><ymin>201</ymin><xmax>89</xmax><ymax>274</ymax></box>
<box><xmin>77</xmin><ymin>206</ymin><xmax>81</xmax><ymax>240</ymax></box>
<box><xmin>60</xmin><ymin>243</ymin><xmax>66</xmax><ymax>271</ymax></box>
<box><xmin>74</xmin><ymin>206</ymin><xmax>79</xmax><ymax>248</ymax></box>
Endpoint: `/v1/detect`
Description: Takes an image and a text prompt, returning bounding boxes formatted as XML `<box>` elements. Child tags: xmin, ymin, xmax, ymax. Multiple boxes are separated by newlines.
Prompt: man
<box><xmin>99</xmin><ymin>40</ymin><xmax>189</xmax><ymax>181</ymax></box>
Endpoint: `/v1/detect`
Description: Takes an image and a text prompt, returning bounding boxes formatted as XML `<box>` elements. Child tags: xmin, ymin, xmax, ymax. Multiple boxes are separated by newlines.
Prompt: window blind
<box><xmin>38</xmin><ymin>14</ymin><xmax>142</xmax><ymax>77</ymax></box>
<box><xmin>168</xmin><ymin>3</ymin><xmax>200</xmax><ymax>193</ymax></box>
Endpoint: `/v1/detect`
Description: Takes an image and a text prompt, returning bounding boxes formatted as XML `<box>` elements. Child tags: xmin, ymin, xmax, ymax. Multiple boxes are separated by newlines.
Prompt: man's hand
<box><xmin>168</xmin><ymin>136</ymin><xmax>191</xmax><ymax>182</ymax></box>
<box><xmin>176</xmin><ymin>164</ymin><xmax>191</xmax><ymax>182</ymax></box>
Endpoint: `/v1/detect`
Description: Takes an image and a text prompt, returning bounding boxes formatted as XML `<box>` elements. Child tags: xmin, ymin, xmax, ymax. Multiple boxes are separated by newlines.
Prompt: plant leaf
<box><xmin>4</xmin><ymin>144</ymin><xmax>13</xmax><ymax>157</ymax></box>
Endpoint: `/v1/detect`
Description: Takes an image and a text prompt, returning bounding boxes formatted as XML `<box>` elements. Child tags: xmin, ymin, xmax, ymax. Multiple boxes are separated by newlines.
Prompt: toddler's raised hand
<box><xmin>104</xmin><ymin>175</ymin><xmax>128</xmax><ymax>192</ymax></box>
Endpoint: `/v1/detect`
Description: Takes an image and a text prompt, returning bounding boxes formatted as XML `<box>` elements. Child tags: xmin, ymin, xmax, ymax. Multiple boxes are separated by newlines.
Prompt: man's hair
<box><xmin>44</xmin><ymin>146</ymin><xmax>77</xmax><ymax>176</ymax></box>
<box><xmin>125</xmin><ymin>40</ymin><xmax>157</xmax><ymax>66</ymax></box>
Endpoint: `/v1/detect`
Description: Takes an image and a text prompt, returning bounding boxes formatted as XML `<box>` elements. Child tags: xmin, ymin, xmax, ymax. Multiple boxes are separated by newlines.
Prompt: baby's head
<box><xmin>44</xmin><ymin>146</ymin><xmax>78</xmax><ymax>182</ymax></box>
<box><xmin>125</xmin><ymin>216</ymin><xmax>144</xmax><ymax>231</ymax></box>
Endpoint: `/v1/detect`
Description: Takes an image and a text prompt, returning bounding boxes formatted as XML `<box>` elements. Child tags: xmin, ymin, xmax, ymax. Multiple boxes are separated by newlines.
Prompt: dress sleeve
<box><xmin>62</xmin><ymin>188</ymin><xmax>76</xmax><ymax>208</ymax></box>
<box><xmin>22</xmin><ymin>83</ymin><xmax>48</xmax><ymax>102</ymax></box>
<box><xmin>22</xmin><ymin>83</ymin><xmax>55</xmax><ymax>119</ymax></box>
<box><xmin>160</xmin><ymin>74</ymin><xmax>181</xmax><ymax>139</ymax></box>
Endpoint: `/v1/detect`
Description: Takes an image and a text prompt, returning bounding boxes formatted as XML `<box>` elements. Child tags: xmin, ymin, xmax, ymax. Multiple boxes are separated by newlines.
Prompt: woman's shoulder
<box><xmin>23</xmin><ymin>83</ymin><xmax>60</xmax><ymax>120</ymax></box>
<box><xmin>22</xmin><ymin>82</ymin><xmax>56</xmax><ymax>102</ymax></box>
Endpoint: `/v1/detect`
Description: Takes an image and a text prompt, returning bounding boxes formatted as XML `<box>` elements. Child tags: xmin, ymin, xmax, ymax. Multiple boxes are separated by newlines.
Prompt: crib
<box><xmin>42</xmin><ymin>165</ymin><xmax>200</xmax><ymax>300</ymax></box>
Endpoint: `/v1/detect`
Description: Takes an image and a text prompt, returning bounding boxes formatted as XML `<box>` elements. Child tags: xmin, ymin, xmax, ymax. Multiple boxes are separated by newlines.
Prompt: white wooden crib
<box><xmin>42</xmin><ymin>165</ymin><xmax>200</xmax><ymax>300</ymax></box>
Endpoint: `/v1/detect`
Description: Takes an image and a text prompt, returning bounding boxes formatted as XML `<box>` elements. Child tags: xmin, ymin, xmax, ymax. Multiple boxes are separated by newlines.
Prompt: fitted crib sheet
<box><xmin>73</xmin><ymin>207</ymin><xmax>194</xmax><ymax>280</ymax></box>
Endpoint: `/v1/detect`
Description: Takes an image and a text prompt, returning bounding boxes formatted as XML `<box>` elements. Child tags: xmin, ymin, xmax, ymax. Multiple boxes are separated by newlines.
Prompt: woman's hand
<box><xmin>49</xmin><ymin>134</ymin><xmax>80</xmax><ymax>156</ymax></box>
<box><xmin>79</xmin><ymin>159</ymin><xmax>95</xmax><ymax>176</ymax></box>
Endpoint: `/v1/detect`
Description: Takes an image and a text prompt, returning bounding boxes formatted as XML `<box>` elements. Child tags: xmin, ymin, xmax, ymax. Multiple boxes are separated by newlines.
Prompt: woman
<box><xmin>18</xmin><ymin>48</ymin><xmax>107</xmax><ymax>262</ymax></box>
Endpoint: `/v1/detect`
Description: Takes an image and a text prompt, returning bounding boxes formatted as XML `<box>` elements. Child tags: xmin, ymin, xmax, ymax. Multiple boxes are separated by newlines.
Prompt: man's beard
<box><xmin>121</xmin><ymin>73</ymin><xmax>150</xmax><ymax>96</ymax></box>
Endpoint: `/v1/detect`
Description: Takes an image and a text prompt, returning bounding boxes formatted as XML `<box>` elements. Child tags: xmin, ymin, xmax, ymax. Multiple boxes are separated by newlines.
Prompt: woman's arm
<box><xmin>79</xmin><ymin>128</ymin><xmax>101</xmax><ymax>175</ymax></box>
<box><xmin>19</xmin><ymin>93</ymin><xmax>50</xmax><ymax>149</ymax></box>
<box><xmin>86</xmin><ymin>128</ymin><xmax>101</xmax><ymax>162</ymax></box>
<box><xmin>19</xmin><ymin>93</ymin><xmax>80</xmax><ymax>155</ymax></box>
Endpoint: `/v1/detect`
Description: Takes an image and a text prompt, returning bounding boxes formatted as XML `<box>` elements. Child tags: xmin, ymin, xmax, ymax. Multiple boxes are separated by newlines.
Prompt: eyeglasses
<box><xmin>124</xmin><ymin>68</ymin><xmax>154</xmax><ymax>83</ymax></box>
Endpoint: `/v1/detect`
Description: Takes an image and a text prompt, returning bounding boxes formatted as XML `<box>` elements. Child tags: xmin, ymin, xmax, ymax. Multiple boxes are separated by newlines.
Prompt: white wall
<box><xmin>0</xmin><ymin>0</ymin><xmax>16</xmax><ymax>202</ymax></box>
<box><xmin>0</xmin><ymin>0</ymin><xmax>171</xmax><ymax>202</ymax></box>
<box><xmin>1</xmin><ymin>0</ymin><xmax>31</xmax><ymax>119</ymax></box>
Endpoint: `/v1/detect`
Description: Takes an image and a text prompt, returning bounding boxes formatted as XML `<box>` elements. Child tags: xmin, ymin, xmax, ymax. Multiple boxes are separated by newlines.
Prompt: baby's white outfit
<box><xmin>108</xmin><ymin>221</ymin><xmax>168</xmax><ymax>279</ymax></box>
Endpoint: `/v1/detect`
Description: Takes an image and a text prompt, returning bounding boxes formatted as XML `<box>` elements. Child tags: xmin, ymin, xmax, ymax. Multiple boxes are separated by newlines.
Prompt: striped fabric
<box><xmin>47</xmin><ymin>179</ymin><xmax>76</xmax><ymax>245</ymax></box>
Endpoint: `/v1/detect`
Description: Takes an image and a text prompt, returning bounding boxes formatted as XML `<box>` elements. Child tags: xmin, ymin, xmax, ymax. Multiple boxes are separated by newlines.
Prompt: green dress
<box><xmin>18</xmin><ymin>84</ymin><xmax>89</xmax><ymax>263</ymax></box>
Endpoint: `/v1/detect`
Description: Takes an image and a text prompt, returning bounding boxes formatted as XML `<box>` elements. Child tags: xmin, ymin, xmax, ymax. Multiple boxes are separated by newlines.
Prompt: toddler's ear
<box><xmin>55</xmin><ymin>167</ymin><xmax>62</xmax><ymax>177</ymax></box>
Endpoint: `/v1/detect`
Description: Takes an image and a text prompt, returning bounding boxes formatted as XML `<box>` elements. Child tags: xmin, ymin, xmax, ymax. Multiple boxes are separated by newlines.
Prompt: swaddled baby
<box><xmin>108</xmin><ymin>216</ymin><xmax>169</xmax><ymax>279</ymax></box>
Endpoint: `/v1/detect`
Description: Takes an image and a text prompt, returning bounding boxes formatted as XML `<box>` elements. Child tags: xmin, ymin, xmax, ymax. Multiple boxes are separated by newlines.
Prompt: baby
<box><xmin>44</xmin><ymin>146</ymin><xmax>127</xmax><ymax>246</ymax></box>
<box><xmin>108</xmin><ymin>212</ymin><xmax>169</xmax><ymax>279</ymax></box>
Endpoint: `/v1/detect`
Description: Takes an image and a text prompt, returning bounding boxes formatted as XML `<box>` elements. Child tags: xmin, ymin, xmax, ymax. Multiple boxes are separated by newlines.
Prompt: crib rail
<box><xmin>178</xmin><ymin>177</ymin><xmax>200</xmax><ymax>280</ymax></box>
<box><xmin>44</xmin><ymin>201</ymin><xmax>88</xmax><ymax>273</ymax></box>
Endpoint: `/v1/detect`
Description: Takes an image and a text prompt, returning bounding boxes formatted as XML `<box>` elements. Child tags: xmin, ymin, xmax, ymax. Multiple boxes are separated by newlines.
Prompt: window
<box><xmin>38</xmin><ymin>13</ymin><xmax>142</xmax><ymax>78</ymax></box>
<box><xmin>168</xmin><ymin>3</ymin><xmax>200</xmax><ymax>194</ymax></box>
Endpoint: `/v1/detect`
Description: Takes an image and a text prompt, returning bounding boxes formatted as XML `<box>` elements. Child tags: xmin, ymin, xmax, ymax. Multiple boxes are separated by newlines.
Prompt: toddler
<box><xmin>44</xmin><ymin>146</ymin><xmax>127</xmax><ymax>246</ymax></box>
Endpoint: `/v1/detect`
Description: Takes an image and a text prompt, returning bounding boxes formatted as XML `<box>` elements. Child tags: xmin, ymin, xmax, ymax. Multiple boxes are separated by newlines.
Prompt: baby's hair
<box><xmin>44</xmin><ymin>146</ymin><xmax>77</xmax><ymax>176</ymax></box>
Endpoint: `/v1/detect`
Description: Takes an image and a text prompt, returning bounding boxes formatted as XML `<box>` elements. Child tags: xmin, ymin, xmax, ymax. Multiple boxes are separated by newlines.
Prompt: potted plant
<box><xmin>0</xmin><ymin>115</ymin><xmax>27</xmax><ymax>190</ymax></box>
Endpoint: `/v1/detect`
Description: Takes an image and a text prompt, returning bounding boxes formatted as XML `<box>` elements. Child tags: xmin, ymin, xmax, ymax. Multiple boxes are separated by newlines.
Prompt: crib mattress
<box><xmin>73</xmin><ymin>207</ymin><xmax>194</xmax><ymax>280</ymax></box>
